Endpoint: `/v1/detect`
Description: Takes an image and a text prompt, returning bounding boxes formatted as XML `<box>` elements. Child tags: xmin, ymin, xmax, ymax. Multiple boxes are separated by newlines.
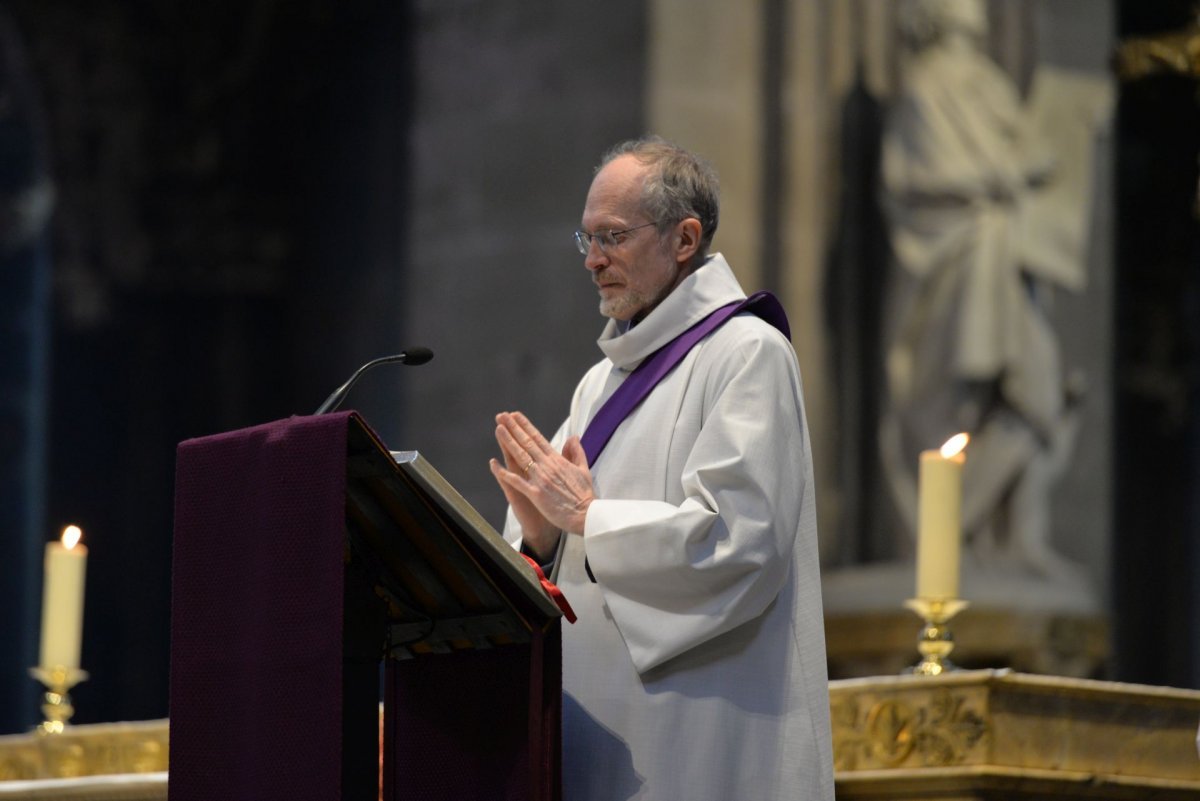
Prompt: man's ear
<box><xmin>674</xmin><ymin>217</ymin><xmax>703</xmax><ymax>264</ymax></box>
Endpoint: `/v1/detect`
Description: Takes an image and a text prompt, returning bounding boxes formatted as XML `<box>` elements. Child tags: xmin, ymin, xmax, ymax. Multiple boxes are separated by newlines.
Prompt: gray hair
<box><xmin>599</xmin><ymin>135</ymin><xmax>720</xmax><ymax>266</ymax></box>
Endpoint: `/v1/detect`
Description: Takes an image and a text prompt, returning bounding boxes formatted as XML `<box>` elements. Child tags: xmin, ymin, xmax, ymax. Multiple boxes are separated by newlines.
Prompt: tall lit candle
<box><xmin>916</xmin><ymin>434</ymin><xmax>968</xmax><ymax>600</ymax></box>
<box><xmin>39</xmin><ymin>525</ymin><xmax>88</xmax><ymax>670</ymax></box>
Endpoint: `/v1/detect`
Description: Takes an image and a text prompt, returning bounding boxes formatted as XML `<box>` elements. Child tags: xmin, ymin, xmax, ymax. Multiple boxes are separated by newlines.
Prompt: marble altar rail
<box><xmin>2</xmin><ymin>670</ymin><xmax>1199</xmax><ymax>800</ymax></box>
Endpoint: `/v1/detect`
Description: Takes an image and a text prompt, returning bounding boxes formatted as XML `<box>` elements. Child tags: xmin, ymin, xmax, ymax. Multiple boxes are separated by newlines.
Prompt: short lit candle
<box><xmin>916</xmin><ymin>434</ymin><xmax>968</xmax><ymax>600</ymax></box>
<box><xmin>39</xmin><ymin>525</ymin><xmax>88</xmax><ymax>670</ymax></box>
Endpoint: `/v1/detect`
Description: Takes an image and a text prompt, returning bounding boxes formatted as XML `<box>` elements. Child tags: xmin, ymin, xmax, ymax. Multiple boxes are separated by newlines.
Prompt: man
<box><xmin>490</xmin><ymin>136</ymin><xmax>833</xmax><ymax>800</ymax></box>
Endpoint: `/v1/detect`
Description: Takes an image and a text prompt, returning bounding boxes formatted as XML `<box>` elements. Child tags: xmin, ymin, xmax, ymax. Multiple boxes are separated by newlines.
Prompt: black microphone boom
<box><xmin>313</xmin><ymin>347</ymin><xmax>434</xmax><ymax>415</ymax></box>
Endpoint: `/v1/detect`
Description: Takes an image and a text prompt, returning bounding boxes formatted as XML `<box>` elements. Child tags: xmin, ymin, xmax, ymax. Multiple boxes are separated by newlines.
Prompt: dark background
<box><xmin>1</xmin><ymin>0</ymin><xmax>421</xmax><ymax>729</ymax></box>
<box><xmin>1112</xmin><ymin>0</ymin><xmax>1200</xmax><ymax>686</ymax></box>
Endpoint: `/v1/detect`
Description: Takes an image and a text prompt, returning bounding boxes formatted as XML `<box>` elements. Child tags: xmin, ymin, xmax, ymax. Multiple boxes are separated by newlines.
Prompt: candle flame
<box><xmin>940</xmin><ymin>433</ymin><xmax>969</xmax><ymax>459</ymax></box>
<box><xmin>62</xmin><ymin>525</ymin><xmax>83</xmax><ymax>550</ymax></box>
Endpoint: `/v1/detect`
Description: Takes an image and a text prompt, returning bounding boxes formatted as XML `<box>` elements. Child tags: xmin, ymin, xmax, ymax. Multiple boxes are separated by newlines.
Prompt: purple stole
<box><xmin>579</xmin><ymin>290</ymin><xmax>790</xmax><ymax>467</ymax></box>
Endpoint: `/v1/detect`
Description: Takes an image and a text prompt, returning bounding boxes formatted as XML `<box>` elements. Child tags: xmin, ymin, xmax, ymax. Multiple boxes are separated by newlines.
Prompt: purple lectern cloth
<box><xmin>384</xmin><ymin>624</ymin><xmax>561</xmax><ymax>801</ymax></box>
<box><xmin>170</xmin><ymin>413</ymin><xmax>350</xmax><ymax>801</ymax></box>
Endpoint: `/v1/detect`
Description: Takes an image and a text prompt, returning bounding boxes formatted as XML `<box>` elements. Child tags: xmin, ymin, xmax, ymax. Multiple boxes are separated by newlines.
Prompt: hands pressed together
<box><xmin>489</xmin><ymin>411</ymin><xmax>595</xmax><ymax>562</ymax></box>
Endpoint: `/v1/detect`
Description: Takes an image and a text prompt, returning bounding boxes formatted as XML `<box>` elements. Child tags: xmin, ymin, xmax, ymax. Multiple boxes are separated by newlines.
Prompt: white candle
<box><xmin>916</xmin><ymin>435</ymin><xmax>968</xmax><ymax>600</ymax></box>
<box><xmin>39</xmin><ymin>525</ymin><xmax>88</xmax><ymax>670</ymax></box>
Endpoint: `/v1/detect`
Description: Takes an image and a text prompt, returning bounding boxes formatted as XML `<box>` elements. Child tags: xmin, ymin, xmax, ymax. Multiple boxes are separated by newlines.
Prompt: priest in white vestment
<box><xmin>490</xmin><ymin>137</ymin><xmax>834</xmax><ymax>801</ymax></box>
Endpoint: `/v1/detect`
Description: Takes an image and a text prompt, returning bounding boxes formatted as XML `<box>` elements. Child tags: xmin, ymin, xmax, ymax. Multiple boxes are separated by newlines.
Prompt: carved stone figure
<box><xmin>879</xmin><ymin>0</ymin><xmax>1102</xmax><ymax>598</ymax></box>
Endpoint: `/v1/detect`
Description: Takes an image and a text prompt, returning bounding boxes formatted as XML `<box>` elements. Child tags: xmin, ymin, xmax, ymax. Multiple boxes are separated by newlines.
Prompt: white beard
<box><xmin>599</xmin><ymin>274</ymin><xmax>681</xmax><ymax>324</ymax></box>
<box><xmin>599</xmin><ymin>287</ymin><xmax>654</xmax><ymax>321</ymax></box>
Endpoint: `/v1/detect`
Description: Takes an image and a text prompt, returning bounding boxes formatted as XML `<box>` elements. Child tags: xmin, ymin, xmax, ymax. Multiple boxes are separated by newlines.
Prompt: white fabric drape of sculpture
<box><xmin>880</xmin><ymin>40</ymin><xmax>1084</xmax><ymax>569</ymax></box>
<box><xmin>504</xmin><ymin>255</ymin><xmax>834</xmax><ymax>801</ymax></box>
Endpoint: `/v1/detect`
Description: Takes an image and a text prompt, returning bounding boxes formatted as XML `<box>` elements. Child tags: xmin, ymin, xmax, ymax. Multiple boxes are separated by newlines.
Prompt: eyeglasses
<box><xmin>573</xmin><ymin>221</ymin><xmax>658</xmax><ymax>255</ymax></box>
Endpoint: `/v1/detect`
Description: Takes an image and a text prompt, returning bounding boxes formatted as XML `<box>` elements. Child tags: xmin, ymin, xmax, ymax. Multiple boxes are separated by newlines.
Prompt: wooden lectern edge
<box><xmin>346</xmin><ymin>412</ymin><xmax>564</xmax><ymax>622</ymax></box>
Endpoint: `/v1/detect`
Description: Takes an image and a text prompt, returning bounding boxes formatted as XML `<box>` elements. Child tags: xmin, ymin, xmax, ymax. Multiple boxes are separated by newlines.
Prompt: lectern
<box><xmin>169</xmin><ymin>412</ymin><xmax>568</xmax><ymax>801</ymax></box>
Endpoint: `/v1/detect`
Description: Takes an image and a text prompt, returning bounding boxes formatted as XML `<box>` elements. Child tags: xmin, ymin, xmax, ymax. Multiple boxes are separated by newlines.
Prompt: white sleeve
<box><xmin>582</xmin><ymin>329</ymin><xmax>813</xmax><ymax>673</ymax></box>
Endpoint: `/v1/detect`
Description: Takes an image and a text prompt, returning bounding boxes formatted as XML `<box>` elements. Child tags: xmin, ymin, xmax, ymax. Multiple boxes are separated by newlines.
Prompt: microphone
<box><xmin>314</xmin><ymin>347</ymin><xmax>434</xmax><ymax>415</ymax></box>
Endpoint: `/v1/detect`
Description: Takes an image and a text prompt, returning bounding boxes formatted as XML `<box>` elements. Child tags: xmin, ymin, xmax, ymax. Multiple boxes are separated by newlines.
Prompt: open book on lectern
<box><xmin>344</xmin><ymin>414</ymin><xmax>563</xmax><ymax>660</ymax></box>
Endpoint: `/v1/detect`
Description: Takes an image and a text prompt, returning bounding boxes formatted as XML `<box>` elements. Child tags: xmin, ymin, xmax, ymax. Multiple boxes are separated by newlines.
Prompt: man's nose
<box><xmin>584</xmin><ymin>240</ymin><xmax>607</xmax><ymax>271</ymax></box>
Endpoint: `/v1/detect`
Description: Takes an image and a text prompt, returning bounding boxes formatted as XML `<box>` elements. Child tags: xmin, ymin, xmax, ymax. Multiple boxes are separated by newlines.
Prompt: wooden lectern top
<box><xmin>344</xmin><ymin>414</ymin><xmax>562</xmax><ymax>660</ymax></box>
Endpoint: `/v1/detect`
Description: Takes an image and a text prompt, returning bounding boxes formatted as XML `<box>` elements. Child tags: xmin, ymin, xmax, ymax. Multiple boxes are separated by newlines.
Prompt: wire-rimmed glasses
<box><xmin>573</xmin><ymin>221</ymin><xmax>659</xmax><ymax>255</ymax></box>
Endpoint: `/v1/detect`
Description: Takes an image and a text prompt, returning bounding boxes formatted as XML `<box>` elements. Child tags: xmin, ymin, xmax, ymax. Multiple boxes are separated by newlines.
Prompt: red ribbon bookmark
<box><xmin>521</xmin><ymin>554</ymin><xmax>577</xmax><ymax>624</ymax></box>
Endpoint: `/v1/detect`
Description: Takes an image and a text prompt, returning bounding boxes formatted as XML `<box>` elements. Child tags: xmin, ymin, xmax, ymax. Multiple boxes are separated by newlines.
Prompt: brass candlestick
<box><xmin>903</xmin><ymin>598</ymin><xmax>969</xmax><ymax>676</ymax></box>
<box><xmin>29</xmin><ymin>666</ymin><xmax>89</xmax><ymax>735</ymax></box>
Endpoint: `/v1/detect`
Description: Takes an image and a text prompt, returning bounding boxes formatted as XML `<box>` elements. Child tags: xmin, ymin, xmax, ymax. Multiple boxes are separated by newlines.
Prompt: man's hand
<box><xmin>489</xmin><ymin>411</ymin><xmax>595</xmax><ymax>561</ymax></box>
